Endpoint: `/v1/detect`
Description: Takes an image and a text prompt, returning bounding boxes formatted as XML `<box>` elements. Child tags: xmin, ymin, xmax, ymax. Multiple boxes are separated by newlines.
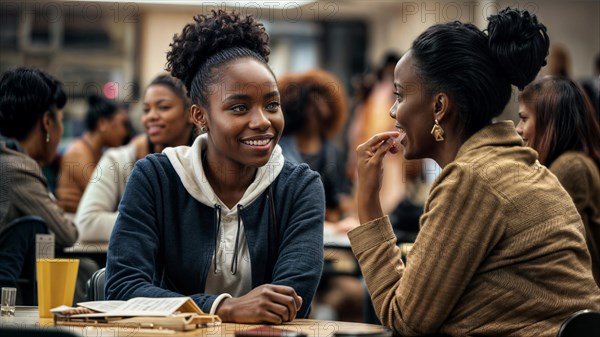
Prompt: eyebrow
<box><xmin>144</xmin><ymin>98</ymin><xmax>171</xmax><ymax>105</ymax></box>
<box><xmin>224</xmin><ymin>91</ymin><xmax>280</xmax><ymax>101</ymax></box>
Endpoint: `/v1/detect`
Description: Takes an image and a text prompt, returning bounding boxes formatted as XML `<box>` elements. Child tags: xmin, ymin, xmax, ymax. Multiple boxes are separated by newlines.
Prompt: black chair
<box><xmin>0</xmin><ymin>216</ymin><xmax>49</xmax><ymax>305</ymax></box>
<box><xmin>557</xmin><ymin>309</ymin><xmax>600</xmax><ymax>337</ymax></box>
<box><xmin>86</xmin><ymin>267</ymin><xmax>106</xmax><ymax>301</ymax></box>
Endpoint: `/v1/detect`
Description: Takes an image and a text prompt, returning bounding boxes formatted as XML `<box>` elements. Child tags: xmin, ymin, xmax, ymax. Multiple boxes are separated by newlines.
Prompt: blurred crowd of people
<box><xmin>1</xmin><ymin>7</ymin><xmax>599</xmax><ymax>333</ymax></box>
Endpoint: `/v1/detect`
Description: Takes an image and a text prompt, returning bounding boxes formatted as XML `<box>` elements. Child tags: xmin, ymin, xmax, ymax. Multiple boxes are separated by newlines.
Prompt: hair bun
<box><xmin>87</xmin><ymin>94</ymin><xmax>103</xmax><ymax>106</ymax></box>
<box><xmin>166</xmin><ymin>10</ymin><xmax>270</xmax><ymax>90</ymax></box>
<box><xmin>487</xmin><ymin>8</ymin><xmax>549</xmax><ymax>90</ymax></box>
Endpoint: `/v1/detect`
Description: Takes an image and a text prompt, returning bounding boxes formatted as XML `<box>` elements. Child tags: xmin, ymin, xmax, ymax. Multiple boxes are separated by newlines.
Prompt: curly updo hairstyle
<box><xmin>166</xmin><ymin>10</ymin><xmax>271</xmax><ymax>108</ymax></box>
<box><xmin>411</xmin><ymin>7</ymin><xmax>549</xmax><ymax>139</ymax></box>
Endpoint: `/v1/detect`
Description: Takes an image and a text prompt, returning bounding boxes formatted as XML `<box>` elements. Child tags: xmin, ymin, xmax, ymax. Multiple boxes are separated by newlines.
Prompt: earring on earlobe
<box><xmin>45</xmin><ymin>133</ymin><xmax>50</xmax><ymax>143</ymax></box>
<box><xmin>430</xmin><ymin>119</ymin><xmax>445</xmax><ymax>142</ymax></box>
<box><xmin>200</xmin><ymin>125</ymin><xmax>208</xmax><ymax>133</ymax></box>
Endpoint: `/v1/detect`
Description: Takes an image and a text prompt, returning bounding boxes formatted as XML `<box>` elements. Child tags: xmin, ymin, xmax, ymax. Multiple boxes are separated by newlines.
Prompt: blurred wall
<box><xmin>364</xmin><ymin>0</ymin><xmax>599</xmax><ymax>79</ymax></box>
<box><xmin>362</xmin><ymin>0</ymin><xmax>599</xmax><ymax>122</ymax></box>
<box><xmin>140</xmin><ymin>9</ymin><xmax>190</xmax><ymax>90</ymax></box>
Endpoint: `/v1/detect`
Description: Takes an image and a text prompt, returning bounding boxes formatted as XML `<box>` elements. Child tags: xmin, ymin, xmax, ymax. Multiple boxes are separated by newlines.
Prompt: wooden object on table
<box><xmin>3</xmin><ymin>306</ymin><xmax>388</xmax><ymax>337</ymax></box>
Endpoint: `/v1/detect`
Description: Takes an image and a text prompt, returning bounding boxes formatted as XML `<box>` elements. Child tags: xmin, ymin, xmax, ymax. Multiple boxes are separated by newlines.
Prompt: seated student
<box><xmin>277</xmin><ymin>70</ymin><xmax>360</xmax><ymax>321</ymax></box>
<box><xmin>350</xmin><ymin>8</ymin><xmax>600</xmax><ymax>336</ymax></box>
<box><xmin>278</xmin><ymin>69</ymin><xmax>351</xmax><ymax>223</ymax></box>
<box><xmin>75</xmin><ymin>74</ymin><xmax>195</xmax><ymax>241</ymax></box>
<box><xmin>105</xmin><ymin>10</ymin><xmax>325</xmax><ymax>324</ymax></box>
<box><xmin>517</xmin><ymin>76</ymin><xmax>600</xmax><ymax>286</ymax></box>
<box><xmin>0</xmin><ymin>68</ymin><xmax>78</xmax><ymax>299</ymax></box>
<box><xmin>56</xmin><ymin>94</ymin><xmax>130</xmax><ymax>213</ymax></box>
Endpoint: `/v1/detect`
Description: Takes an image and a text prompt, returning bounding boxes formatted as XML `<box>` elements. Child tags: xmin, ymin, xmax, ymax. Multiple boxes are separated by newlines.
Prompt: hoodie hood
<box><xmin>163</xmin><ymin>134</ymin><xmax>285</xmax><ymax>212</ymax></box>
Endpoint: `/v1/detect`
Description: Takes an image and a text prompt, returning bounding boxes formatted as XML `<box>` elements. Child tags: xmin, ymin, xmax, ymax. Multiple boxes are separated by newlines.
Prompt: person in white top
<box><xmin>75</xmin><ymin>74</ymin><xmax>195</xmax><ymax>241</ymax></box>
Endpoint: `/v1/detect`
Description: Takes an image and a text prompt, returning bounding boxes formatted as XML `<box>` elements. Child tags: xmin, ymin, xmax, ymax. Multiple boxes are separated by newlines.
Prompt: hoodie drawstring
<box><xmin>213</xmin><ymin>203</ymin><xmax>243</xmax><ymax>275</ymax></box>
<box><xmin>231</xmin><ymin>204</ymin><xmax>243</xmax><ymax>275</ymax></box>
<box><xmin>213</xmin><ymin>204</ymin><xmax>221</xmax><ymax>274</ymax></box>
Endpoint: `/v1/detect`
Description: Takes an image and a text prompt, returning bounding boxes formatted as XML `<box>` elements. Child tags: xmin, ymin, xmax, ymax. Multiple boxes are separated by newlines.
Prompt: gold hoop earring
<box><xmin>430</xmin><ymin>119</ymin><xmax>444</xmax><ymax>142</ymax></box>
<box><xmin>45</xmin><ymin>133</ymin><xmax>50</xmax><ymax>143</ymax></box>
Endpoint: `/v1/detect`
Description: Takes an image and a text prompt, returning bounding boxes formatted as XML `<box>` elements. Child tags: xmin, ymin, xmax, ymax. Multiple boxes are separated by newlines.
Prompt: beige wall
<box><xmin>365</xmin><ymin>0</ymin><xmax>599</xmax><ymax>79</ymax></box>
<box><xmin>139</xmin><ymin>9</ymin><xmax>192</xmax><ymax>90</ymax></box>
<box><xmin>365</xmin><ymin>0</ymin><xmax>491</xmax><ymax>66</ymax></box>
<box><xmin>362</xmin><ymin>0</ymin><xmax>599</xmax><ymax>122</ymax></box>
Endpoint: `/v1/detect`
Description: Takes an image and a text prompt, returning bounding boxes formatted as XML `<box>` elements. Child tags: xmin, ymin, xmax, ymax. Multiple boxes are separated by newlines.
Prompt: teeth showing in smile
<box><xmin>243</xmin><ymin>139</ymin><xmax>270</xmax><ymax>146</ymax></box>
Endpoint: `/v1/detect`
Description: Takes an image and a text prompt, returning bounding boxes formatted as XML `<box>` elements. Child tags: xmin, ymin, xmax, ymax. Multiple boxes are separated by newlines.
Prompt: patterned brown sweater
<box><xmin>0</xmin><ymin>137</ymin><xmax>78</xmax><ymax>247</ymax></box>
<box><xmin>550</xmin><ymin>151</ymin><xmax>600</xmax><ymax>287</ymax></box>
<box><xmin>349</xmin><ymin>121</ymin><xmax>600</xmax><ymax>336</ymax></box>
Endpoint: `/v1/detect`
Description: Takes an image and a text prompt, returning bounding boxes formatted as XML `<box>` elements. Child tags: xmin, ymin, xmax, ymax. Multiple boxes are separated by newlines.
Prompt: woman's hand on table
<box><xmin>216</xmin><ymin>284</ymin><xmax>302</xmax><ymax>324</ymax></box>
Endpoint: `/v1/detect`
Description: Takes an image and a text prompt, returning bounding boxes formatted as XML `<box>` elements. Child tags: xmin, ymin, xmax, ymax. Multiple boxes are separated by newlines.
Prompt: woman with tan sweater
<box><xmin>350</xmin><ymin>8</ymin><xmax>600</xmax><ymax>336</ymax></box>
<box><xmin>517</xmin><ymin>76</ymin><xmax>600</xmax><ymax>287</ymax></box>
<box><xmin>56</xmin><ymin>95</ymin><xmax>129</xmax><ymax>213</ymax></box>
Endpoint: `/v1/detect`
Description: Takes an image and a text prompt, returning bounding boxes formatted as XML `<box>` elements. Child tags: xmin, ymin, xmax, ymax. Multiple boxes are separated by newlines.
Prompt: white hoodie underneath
<box><xmin>163</xmin><ymin>134</ymin><xmax>284</xmax><ymax>314</ymax></box>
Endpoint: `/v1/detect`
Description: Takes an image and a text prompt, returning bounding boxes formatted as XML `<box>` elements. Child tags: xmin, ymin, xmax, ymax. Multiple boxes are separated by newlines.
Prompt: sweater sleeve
<box><xmin>75</xmin><ymin>148</ymin><xmax>131</xmax><ymax>241</ymax></box>
<box><xmin>104</xmin><ymin>160</ymin><xmax>220</xmax><ymax>313</ymax></box>
<box><xmin>271</xmin><ymin>167</ymin><xmax>325</xmax><ymax>318</ymax></box>
<box><xmin>349</xmin><ymin>163</ymin><xmax>505</xmax><ymax>336</ymax></box>
<box><xmin>9</xmin><ymin>161</ymin><xmax>78</xmax><ymax>247</ymax></box>
<box><xmin>549</xmin><ymin>154</ymin><xmax>591</xmax><ymax>215</ymax></box>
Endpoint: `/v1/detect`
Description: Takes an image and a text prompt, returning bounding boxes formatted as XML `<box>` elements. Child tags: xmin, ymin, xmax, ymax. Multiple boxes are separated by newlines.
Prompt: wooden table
<box><xmin>1</xmin><ymin>306</ymin><xmax>390</xmax><ymax>336</ymax></box>
<box><xmin>62</xmin><ymin>241</ymin><xmax>109</xmax><ymax>267</ymax></box>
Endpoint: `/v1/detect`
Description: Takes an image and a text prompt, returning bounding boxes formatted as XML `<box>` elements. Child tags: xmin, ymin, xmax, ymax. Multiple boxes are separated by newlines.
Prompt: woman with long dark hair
<box><xmin>518</xmin><ymin>76</ymin><xmax>600</xmax><ymax>286</ymax></box>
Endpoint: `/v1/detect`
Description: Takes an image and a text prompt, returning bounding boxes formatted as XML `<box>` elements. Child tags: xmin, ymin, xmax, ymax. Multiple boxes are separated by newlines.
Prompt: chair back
<box><xmin>557</xmin><ymin>309</ymin><xmax>600</xmax><ymax>337</ymax></box>
<box><xmin>0</xmin><ymin>216</ymin><xmax>49</xmax><ymax>305</ymax></box>
<box><xmin>85</xmin><ymin>267</ymin><xmax>105</xmax><ymax>301</ymax></box>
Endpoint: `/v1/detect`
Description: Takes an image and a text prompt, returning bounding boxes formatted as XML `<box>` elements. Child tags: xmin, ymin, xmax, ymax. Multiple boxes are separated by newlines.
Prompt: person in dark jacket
<box><xmin>105</xmin><ymin>10</ymin><xmax>325</xmax><ymax>324</ymax></box>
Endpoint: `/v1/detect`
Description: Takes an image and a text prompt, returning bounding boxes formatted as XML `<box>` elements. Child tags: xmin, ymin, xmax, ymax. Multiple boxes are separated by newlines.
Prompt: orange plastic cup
<box><xmin>36</xmin><ymin>258</ymin><xmax>79</xmax><ymax>318</ymax></box>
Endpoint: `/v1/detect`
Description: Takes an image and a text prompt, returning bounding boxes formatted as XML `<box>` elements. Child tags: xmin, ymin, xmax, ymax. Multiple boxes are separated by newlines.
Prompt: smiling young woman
<box><xmin>74</xmin><ymin>74</ymin><xmax>195</xmax><ymax>242</ymax></box>
<box><xmin>104</xmin><ymin>10</ymin><xmax>325</xmax><ymax>325</ymax></box>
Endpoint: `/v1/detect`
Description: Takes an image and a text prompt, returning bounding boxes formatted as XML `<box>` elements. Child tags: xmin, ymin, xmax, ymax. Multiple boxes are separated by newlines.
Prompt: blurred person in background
<box><xmin>545</xmin><ymin>45</ymin><xmax>571</xmax><ymax>78</ymax></box>
<box><xmin>278</xmin><ymin>69</ymin><xmax>363</xmax><ymax>322</ymax></box>
<box><xmin>278</xmin><ymin>69</ymin><xmax>351</xmax><ymax>223</ymax></box>
<box><xmin>580</xmin><ymin>53</ymin><xmax>600</xmax><ymax>121</ymax></box>
<box><xmin>518</xmin><ymin>76</ymin><xmax>600</xmax><ymax>286</ymax></box>
<box><xmin>0</xmin><ymin>67</ymin><xmax>78</xmax><ymax>303</ymax></box>
<box><xmin>56</xmin><ymin>94</ymin><xmax>130</xmax><ymax>213</ymax></box>
<box><xmin>346</xmin><ymin>52</ymin><xmax>410</xmax><ymax>224</ymax></box>
<box><xmin>75</xmin><ymin>74</ymin><xmax>195</xmax><ymax>242</ymax></box>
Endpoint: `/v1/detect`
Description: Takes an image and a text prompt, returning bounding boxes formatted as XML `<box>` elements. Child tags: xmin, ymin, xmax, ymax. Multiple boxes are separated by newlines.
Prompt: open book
<box><xmin>52</xmin><ymin>297</ymin><xmax>221</xmax><ymax>332</ymax></box>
